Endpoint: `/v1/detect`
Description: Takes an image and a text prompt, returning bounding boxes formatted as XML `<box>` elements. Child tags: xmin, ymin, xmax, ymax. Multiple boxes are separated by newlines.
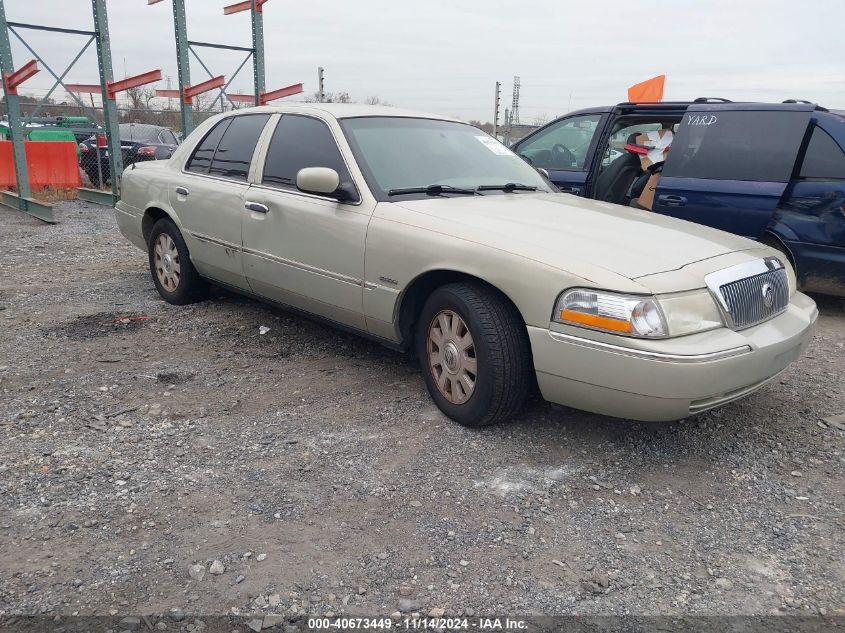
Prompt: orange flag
<box><xmin>628</xmin><ymin>75</ymin><xmax>666</xmax><ymax>103</ymax></box>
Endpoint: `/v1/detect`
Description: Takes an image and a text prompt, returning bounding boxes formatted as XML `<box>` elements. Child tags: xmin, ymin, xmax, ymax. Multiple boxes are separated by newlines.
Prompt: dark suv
<box><xmin>512</xmin><ymin>100</ymin><xmax>845</xmax><ymax>295</ymax></box>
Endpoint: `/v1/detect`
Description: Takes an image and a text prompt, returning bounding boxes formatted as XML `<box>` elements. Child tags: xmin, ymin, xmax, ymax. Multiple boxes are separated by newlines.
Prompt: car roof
<box><xmin>119</xmin><ymin>122</ymin><xmax>167</xmax><ymax>132</ymax></box>
<box><xmin>225</xmin><ymin>103</ymin><xmax>463</xmax><ymax>123</ymax></box>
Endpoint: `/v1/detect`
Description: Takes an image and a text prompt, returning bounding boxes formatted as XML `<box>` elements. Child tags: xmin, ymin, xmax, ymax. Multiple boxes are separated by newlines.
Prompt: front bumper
<box><xmin>529</xmin><ymin>292</ymin><xmax>818</xmax><ymax>421</ymax></box>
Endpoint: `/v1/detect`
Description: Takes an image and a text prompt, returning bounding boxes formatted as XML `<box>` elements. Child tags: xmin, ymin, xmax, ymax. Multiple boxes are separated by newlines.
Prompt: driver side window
<box><xmin>516</xmin><ymin>114</ymin><xmax>602</xmax><ymax>170</ymax></box>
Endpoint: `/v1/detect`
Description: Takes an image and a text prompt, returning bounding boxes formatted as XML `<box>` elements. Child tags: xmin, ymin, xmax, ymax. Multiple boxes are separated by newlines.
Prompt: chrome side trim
<box><xmin>241</xmin><ymin>247</ymin><xmax>363</xmax><ymax>287</ymax></box>
<box><xmin>548</xmin><ymin>330</ymin><xmax>751</xmax><ymax>363</ymax></box>
<box><xmin>189</xmin><ymin>232</ymin><xmax>241</xmax><ymax>251</ymax></box>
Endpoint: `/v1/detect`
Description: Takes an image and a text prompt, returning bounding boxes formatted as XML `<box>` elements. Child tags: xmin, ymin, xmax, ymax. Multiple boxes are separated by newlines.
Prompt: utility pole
<box><xmin>503</xmin><ymin>107</ymin><xmax>510</xmax><ymax>145</ymax></box>
<box><xmin>317</xmin><ymin>66</ymin><xmax>324</xmax><ymax>103</ymax></box>
<box><xmin>493</xmin><ymin>81</ymin><xmax>501</xmax><ymax>138</ymax></box>
<box><xmin>510</xmin><ymin>75</ymin><xmax>521</xmax><ymax>126</ymax></box>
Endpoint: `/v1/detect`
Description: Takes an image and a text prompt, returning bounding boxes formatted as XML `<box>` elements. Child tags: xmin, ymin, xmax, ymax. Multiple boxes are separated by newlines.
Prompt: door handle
<box><xmin>658</xmin><ymin>194</ymin><xmax>687</xmax><ymax>207</ymax></box>
<box><xmin>559</xmin><ymin>186</ymin><xmax>581</xmax><ymax>195</ymax></box>
<box><xmin>245</xmin><ymin>201</ymin><xmax>269</xmax><ymax>214</ymax></box>
<box><xmin>175</xmin><ymin>186</ymin><xmax>189</xmax><ymax>196</ymax></box>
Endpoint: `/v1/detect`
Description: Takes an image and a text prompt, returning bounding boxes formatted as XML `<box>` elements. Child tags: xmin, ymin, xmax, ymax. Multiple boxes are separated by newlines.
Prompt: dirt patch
<box><xmin>47</xmin><ymin>311</ymin><xmax>152</xmax><ymax>340</ymax></box>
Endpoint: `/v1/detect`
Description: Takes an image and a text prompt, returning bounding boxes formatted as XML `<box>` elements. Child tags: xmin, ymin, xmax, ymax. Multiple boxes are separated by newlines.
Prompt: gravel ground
<box><xmin>0</xmin><ymin>201</ymin><xmax>843</xmax><ymax>628</ymax></box>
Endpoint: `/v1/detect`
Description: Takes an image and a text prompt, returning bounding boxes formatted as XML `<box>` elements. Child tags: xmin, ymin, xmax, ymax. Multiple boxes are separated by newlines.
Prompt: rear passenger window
<box><xmin>262</xmin><ymin>115</ymin><xmax>353</xmax><ymax>193</ymax></box>
<box><xmin>186</xmin><ymin>119</ymin><xmax>231</xmax><ymax>174</ymax></box>
<box><xmin>663</xmin><ymin>110</ymin><xmax>809</xmax><ymax>182</ymax></box>
<box><xmin>207</xmin><ymin>114</ymin><xmax>271</xmax><ymax>181</ymax></box>
<box><xmin>799</xmin><ymin>126</ymin><xmax>845</xmax><ymax>180</ymax></box>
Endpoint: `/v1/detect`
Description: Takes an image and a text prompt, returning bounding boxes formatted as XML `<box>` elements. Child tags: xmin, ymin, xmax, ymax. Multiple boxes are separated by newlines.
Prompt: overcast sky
<box><xmin>5</xmin><ymin>0</ymin><xmax>843</xmax><ymax>123</ymax></box>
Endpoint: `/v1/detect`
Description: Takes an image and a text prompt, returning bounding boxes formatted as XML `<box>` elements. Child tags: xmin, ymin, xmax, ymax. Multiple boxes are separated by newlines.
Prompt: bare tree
<box><xmin>532</xmin><ymin>113</ymin><xmax>550</xmax><ymax>126</ymax></box>
<box><xmin>304</xmin><ymin>91</ymin><xmax>353</xmax><ymax>104</ymax></box>
<box><xmin>364</xmin><ymin>96</ymin><xmax>392</xmax><ymax>106</ymax></box>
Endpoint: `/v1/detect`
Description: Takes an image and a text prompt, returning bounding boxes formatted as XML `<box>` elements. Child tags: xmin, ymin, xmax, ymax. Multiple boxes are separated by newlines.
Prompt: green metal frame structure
<box><xmin>90</xmin><ymin>0</ymin><xmax>123</xmax><ymax>206</ymax></box>
<box><xmin>0</xmin><ymin>0</ymin><xmax>53</xmax><ymax>221</ymax></box>
<box><xmin>0</xmin><ymin>0</ymin><xmax>130</xmax><ymax>217</ymax></box>
<box><xmin>157</xmin><ymin>0</ymin><xmax>271</xmax><ymax>136</ymax></box>
<box><xmin>3</xmin><ymin>0</ymin><xmax>286</xmax><ymax>221</ymax></box>
<box><xmin>1</xmin><ymin>0</ymin><xmax>165</xmax><ymax>216</ymax></box>
<box><xmin>251</xmin><ymin>1</ymin><xmax>264</xmax><ymax>104</ymax></box>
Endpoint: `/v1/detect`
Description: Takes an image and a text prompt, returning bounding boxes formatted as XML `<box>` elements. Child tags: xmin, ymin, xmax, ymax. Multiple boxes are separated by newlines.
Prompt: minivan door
<box><xmin>653</xmin><ymin>104</ymin><xmax>813</xmax><ymax>239</ymax></box>
<box><xmin>774</xmin><ymin>120</ymin><xmax>845</xmax><ymax>292</ymax></box>
<box><xmin>512</xmin><ymin>113</ymin><xmax>606</xmax><ymax>195</ymax></box>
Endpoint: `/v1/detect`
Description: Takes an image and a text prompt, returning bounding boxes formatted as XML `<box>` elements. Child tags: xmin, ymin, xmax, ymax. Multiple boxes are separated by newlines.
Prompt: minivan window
<box><xmin>515</xmin><ymin>114</ymin><xmax>602</xmax><ymax>170</ymax></box>
<box><xmin>207</xmin><ymin>114</ymin><xmax>271</xmax><ymax>181</ymax></box>
<box><xmin>186</xmin><ymin>119</ymin><xmax>232</xmax><ymax>174</ymax></box>
<box><xmin>799</xmin><ymin>126</ymin><xmax>845</xmax><ymax>180</ymax></box>
<box><xmin>262</xmin><ymin>114</ymin><xmax>352</xmax><ymax>191</ymax></box>
<box><xmin>663</xmin><ymin>110</ymin><xmax>808</xmax><ymax>182</ymax></box>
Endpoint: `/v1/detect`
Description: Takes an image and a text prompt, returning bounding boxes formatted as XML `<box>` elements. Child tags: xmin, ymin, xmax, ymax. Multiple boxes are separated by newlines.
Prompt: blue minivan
<box><xmin>511</xmin><ymin>100</ymin><xmax>845</xmax><ymax>295</ymax></box>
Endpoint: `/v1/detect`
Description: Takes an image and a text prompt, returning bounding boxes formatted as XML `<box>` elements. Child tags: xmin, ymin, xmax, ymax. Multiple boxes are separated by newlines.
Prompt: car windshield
<box><xmin>340</xmin><ymin>117</ymin><xmax>552</xmax><ymax>197</ymax></box>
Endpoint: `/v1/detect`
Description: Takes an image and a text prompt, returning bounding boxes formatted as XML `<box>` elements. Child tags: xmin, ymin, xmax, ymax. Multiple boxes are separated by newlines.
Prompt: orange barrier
<box><xmin>0</xmin><ymin>140</ymin><xmax>82</xmax><ymax>190</ymax></box>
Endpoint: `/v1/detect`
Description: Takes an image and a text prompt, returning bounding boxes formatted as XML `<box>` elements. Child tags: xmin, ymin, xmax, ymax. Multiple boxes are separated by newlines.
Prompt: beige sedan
<box><xmin>115</xmin><ymin>104</ymin><xmax>818</xmax><ymax>426</ymax></box>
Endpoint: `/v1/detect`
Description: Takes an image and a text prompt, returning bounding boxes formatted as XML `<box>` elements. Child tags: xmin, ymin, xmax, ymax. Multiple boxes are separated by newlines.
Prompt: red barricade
<box><xmin>0</xmin><ymin>140</ymin><xmax>82</xmax><ymax>190</ymax></box>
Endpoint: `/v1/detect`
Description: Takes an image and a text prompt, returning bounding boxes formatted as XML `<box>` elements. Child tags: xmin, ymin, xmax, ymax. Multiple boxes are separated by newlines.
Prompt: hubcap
<box><xmin>427</xmin><ymin>310</ymin><xmax>477</xmax><ymax>405</ymax></box>
<box><xmin>154</xmin><ymin>233</ymin><xmax>181</xmax><ymax>292</ymax></box>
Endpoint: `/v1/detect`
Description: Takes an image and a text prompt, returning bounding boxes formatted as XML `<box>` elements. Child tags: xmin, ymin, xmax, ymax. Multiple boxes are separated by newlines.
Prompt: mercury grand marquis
<box><xmin>114</xmin><ymin>104</ymin><xmax>818</xmax><ymax>427</ymax></box>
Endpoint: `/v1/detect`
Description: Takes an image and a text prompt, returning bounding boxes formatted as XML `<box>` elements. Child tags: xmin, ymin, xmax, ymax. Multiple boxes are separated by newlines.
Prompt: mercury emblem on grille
<box><xmin>761</xmin><ymin>283</ymin><xmax>775</xmax><ymax>309</ymax></box>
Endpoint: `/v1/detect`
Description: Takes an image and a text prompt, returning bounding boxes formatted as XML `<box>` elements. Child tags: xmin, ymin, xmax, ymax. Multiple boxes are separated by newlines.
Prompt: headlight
<box><xmin>658</xmin><ymin>290</ymin><xmax>723</xmax><ymax>336</ymax></box>
<box><xmin>554</xmin><ymin>288</ymin><xmax>724</xmax><ymax>338</ymax></box>
<box><xmin>554</xmin><ymin>289</ymin><xmax>668</xmax><ymax>337</ymax></box>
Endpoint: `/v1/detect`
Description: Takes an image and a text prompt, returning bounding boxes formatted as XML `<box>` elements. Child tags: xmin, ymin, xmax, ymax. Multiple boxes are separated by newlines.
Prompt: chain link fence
<box><xmin>1</xmin><ymin>90</ymin><xmax>248</xmax><ymax>191</ymax></box>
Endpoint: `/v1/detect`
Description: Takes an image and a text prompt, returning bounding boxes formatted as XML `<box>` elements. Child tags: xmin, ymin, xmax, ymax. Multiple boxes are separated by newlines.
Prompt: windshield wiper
<box><xmin>476</xmin><ymin>183</ymin><xmax>538</xmax><ymax>193</ymax></box>
<box><xmin>387</xmin><ymin>184</ymin><xmax>480</xmax><ymax>197</ymax></box>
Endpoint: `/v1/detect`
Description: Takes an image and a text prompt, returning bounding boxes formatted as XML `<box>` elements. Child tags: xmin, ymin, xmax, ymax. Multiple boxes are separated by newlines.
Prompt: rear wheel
<box><xmin>416</xmin><ymin>282</ymin><xmax>531</xmax><ymax>427</ymax></box>
<box><xmin>148</xmin><ymin>218</ymin><xmax>208</xmax><ymax>305</ymax></box>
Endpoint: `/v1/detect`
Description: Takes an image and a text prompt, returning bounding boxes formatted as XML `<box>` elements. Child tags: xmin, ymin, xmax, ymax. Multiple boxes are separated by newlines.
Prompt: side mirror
<box><xmin>536</xmin><ymin>167</ymin><xmax>549</xmax><ymax>179</ymax></box>
<box><xmin>296</xmin><ymin>167</ymin><xmax>340</xmax><ymax>196</ymax></box>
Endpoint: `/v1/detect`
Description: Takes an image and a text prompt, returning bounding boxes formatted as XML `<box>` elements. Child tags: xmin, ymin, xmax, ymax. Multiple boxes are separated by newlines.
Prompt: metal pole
<box><xmin>251</xmin><ymin>0</ymin><xmax>264</xmax><ymax>106</ymax></box>
<box><xmin>92</xmin><ymin>0</ymin><xmax>122</xmax><ymax>200</ymax></box>
<box><xmin>0</xmin><ymin>0</ymin><xmax>31</xmax><ymax>209</ymax></box>
<box><xmin>0</xmin><ymin>0</ymin><xmax>52</xmax><ymax>220</ymax></box>
<box><xmin>317</xmin><ymin>66</ymin><xmax>324</xmax><ymax>103</ymax></box>
<box><xmin>172</xmin><ymin>0</ymin><xmax>192</xmax><ymax>134</ymax></box>
<box><xmin>493</xmin><ymin>81</ymin><xmax>501</xmax><ymax>138</ymax></box>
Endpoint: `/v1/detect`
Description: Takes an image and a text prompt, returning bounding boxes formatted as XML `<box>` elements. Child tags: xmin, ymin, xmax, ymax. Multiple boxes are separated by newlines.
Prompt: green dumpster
<box><xmin>27</xmin><ymin>128</ymin><xmax>80</xmax><ymax>157</ymax></box>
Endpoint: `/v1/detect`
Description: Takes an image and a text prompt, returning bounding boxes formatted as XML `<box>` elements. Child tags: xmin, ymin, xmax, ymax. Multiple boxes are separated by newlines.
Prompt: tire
<box><xmin>147</xmin><ymin>218</ymin><xmax>208</xmax><ymax>305</ymax></box>
<box><xmin>415</xmin><ymin>281</ymin><xmax>532</xmax><ymax>427</ymax></box>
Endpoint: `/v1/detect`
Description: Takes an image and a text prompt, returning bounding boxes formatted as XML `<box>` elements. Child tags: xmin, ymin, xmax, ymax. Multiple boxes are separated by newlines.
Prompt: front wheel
<box><xmin>147</xmin><ymin>218</ymin><xmax>208</xmax><ymax>305</ymax></box>
<box><xmin>416</xmin><ymin>282</ymin><xmax>532</xmax><ymax>427</ymax></box>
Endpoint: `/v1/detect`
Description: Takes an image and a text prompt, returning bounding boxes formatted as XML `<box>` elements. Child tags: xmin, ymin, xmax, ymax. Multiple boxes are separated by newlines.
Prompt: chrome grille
<box><xmin>719</xmin><ymin>268</ymin><xmax>789</xmax><ymax>329</ymax></box>
<box><xmin>704</xmin><ymin>257</ymin><xmax>790</xmax><ymax>330</ymax></box>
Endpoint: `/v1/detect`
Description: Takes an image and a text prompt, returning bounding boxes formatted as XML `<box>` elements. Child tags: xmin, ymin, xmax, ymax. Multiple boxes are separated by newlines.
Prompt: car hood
<box><xmin>389</xmin><ymin>192</ymin><xmax>757</xmax><ymax>281</ymax></box>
